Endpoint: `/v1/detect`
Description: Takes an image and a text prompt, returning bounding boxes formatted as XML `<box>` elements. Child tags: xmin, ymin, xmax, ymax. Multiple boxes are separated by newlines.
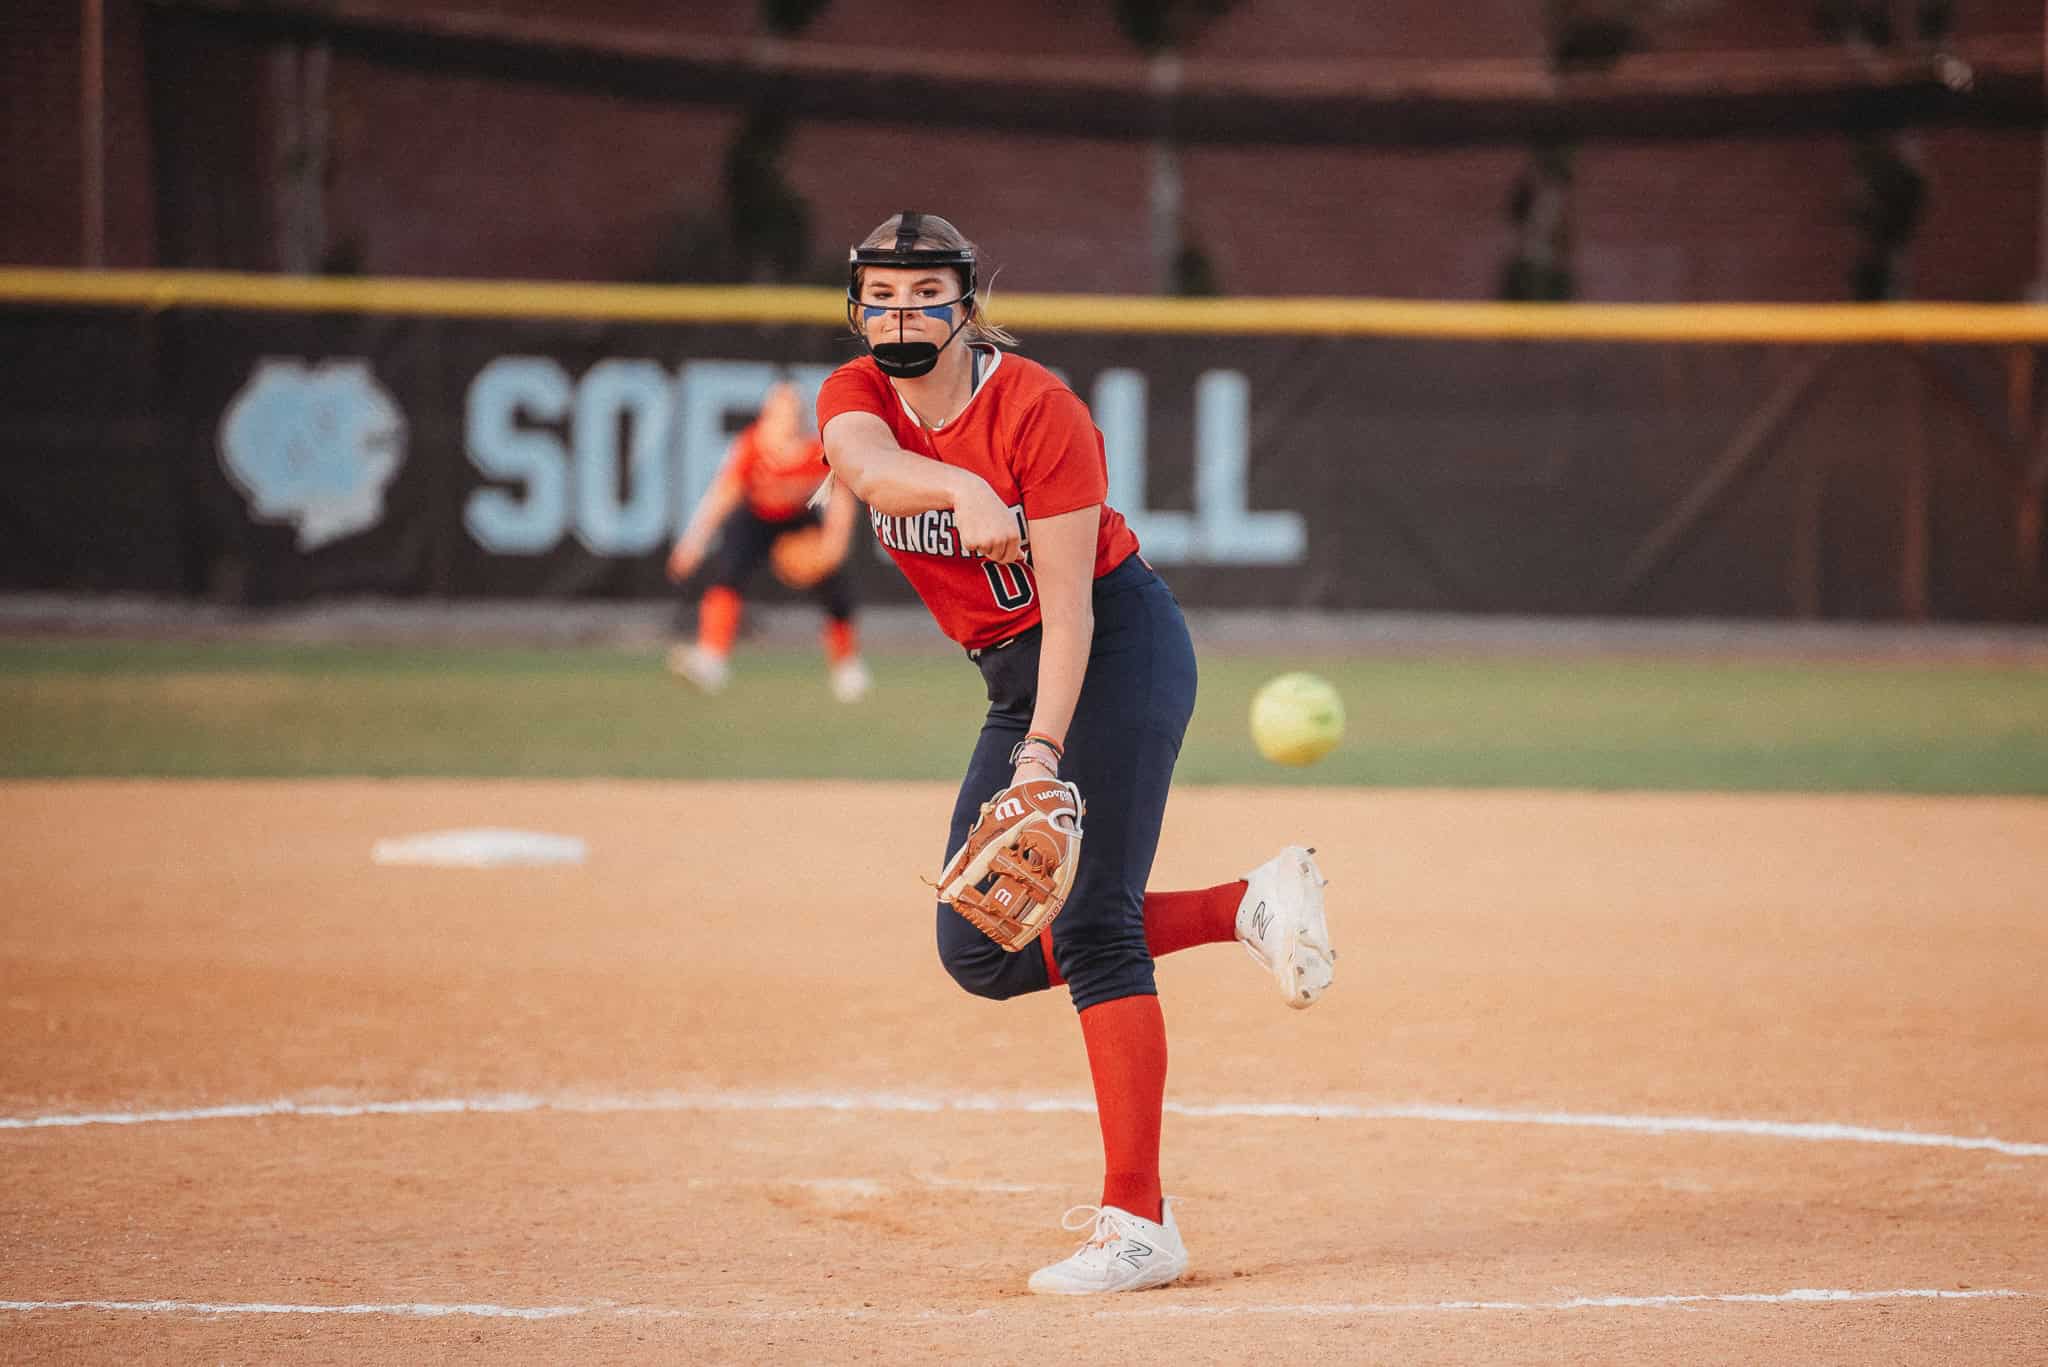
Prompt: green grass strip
<box><xmin>2</xmin><ymin>638</ymin><xmax>2044</xmax><ymax>793</ymax></box>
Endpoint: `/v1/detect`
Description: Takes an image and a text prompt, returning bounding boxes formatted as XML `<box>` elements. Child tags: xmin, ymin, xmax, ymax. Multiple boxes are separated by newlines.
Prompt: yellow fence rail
<box><xmin>6</xmin><ymin>267</ymin><xmax>2048</xmax><ymax>344</ymax></box>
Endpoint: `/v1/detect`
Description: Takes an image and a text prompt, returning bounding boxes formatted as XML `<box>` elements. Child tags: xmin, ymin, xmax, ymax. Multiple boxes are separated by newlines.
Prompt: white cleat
<box><xmin>829</xmin><ymin>656</ymin><xmax>872</xmax><ymax>703</ymax></box>
<box><xmin>1237</xmin><ymin>845</ymin><xmax>1335</xmax><ymax>1009</ymax></box>
<box><xmin>1027</xmin><ymin>1201</ymin><xmax>1188</xmax><ymax>1296</ymax></box>
<box><xmin>666</xmin><ymin>644</ymin><xmax>729</xmax><ymax>694</ymax></box>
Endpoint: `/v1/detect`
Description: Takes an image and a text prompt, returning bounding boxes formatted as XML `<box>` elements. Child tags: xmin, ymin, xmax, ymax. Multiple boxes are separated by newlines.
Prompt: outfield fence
<box><xmin>4</xmin><ymin>269</ymin><xmax>2045</xmax><ymax>620</ymax></box>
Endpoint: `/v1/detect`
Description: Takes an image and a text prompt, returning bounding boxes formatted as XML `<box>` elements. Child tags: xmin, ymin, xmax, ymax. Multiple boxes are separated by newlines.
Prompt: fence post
<box><xmin>1901</xmin><ymin>350</ymin><xmax>1931</xmax><ymax>620</ymax></box>
<box><xmin>2016</xmin><ymin>345</ymin><xmax>2045</xmax><ymax>614</ymax></box>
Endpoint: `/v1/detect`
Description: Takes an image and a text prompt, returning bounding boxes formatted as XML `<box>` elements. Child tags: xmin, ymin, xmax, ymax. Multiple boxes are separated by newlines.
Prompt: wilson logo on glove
<box><xmin>930</xmin><ymin>778</ymin><xmax>1085</xmax><ymax>952</ymax></box>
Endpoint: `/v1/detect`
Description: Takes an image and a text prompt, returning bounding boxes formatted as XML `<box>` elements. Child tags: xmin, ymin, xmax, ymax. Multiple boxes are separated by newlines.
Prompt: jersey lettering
<box><xmin>873</xmin><ymin>507</ymin><xmax>963</xmax><ymax>556</ymax></box>
<box><xmin>868</xmin><ymin>504</ymin><xmax>1028</xmax><ymax>565</ymax></box>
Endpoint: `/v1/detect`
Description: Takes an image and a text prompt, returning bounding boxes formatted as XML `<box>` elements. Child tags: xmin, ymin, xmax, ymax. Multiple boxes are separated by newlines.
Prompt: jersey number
<box><xmin>983</xmin><ymin>561</ymin><xmax>1035</xmax><ymax>611</ymax></box>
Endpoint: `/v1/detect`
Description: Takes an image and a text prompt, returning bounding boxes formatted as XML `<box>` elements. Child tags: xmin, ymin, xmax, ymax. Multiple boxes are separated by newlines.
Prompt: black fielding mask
<box><xmin>847</xmin><ymin>211</ymin><xmax>978</xmax><ymax>379</ymax></box>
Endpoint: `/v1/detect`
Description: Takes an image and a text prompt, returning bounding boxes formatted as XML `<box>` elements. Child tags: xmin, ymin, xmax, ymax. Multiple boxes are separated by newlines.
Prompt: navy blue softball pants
<box><xmin>936</xmin><ymin>554</ymin><xmax>1198</xmax><ymax>1012</ymax></box>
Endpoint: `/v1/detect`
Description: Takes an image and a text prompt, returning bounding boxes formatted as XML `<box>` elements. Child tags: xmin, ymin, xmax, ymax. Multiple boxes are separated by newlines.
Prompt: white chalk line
<box><xmin>1103</xmin><ymin>1288</ymin><xmax>2039</xmax><ymax>1319</ymax></box>
<box><xmin>687</xmin><ymin>1174</ymin><xmax>1057</xmax><ymax>1197</ymax></box>
<box><xmin>0</xmin><ymin>1288</ymin><xmax>2033</xmax><ymax>1324</ymax></box>
<box><xmin>5</xmin><ymin>1089</ymin><xmax>2046</xmax><ymax>1158</ymax></box>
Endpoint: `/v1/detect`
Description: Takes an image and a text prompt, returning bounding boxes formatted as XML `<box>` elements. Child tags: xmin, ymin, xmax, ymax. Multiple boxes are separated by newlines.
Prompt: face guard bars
<box><xmin>846</xmin><ymin>211</ymin><xmax>978</xmax><ymax>378</ymax></box>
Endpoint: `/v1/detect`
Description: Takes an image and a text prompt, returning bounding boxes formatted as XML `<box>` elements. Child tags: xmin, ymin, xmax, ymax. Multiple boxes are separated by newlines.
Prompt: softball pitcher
<box><xmin>818</xmin><ymin>212</ymin><xmax>1337</xmax><ymax>1295</ymax></box>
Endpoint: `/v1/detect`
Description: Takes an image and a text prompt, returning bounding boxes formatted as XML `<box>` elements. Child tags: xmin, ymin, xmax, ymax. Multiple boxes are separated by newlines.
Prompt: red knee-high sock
<box><xmin>1078</xmin><ymin>994</ymin><xmax>1167</xmax><ymax>1223</ymax></box>
<box><xmin>1036</xmin><ymin>881</ymin><xmax>1246</xmax><ymax>989</ymax></box>
<box><xmin>698</xmin><ymin>586</ymin><xmax>741</xmax><ymax>655</ymax></box>
<box><xmin>822</xmin><ymin>618</ymin><xmax>858</xmax><ymax>665</ymax></box>
<box><xmin>1142</xmin><ymin>881</ymin><xmax>1247</xmax><ymax>958</ymax></box>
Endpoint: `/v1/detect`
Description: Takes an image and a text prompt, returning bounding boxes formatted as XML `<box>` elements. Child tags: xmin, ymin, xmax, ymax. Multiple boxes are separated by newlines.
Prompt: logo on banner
<box><xmin>219</xmin><ymin>359</ymin><xmax>406</xmax><ymax>550</ymax></box>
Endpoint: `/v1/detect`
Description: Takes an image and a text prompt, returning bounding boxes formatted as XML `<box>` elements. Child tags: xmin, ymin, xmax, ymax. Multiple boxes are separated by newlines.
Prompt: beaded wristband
<box><xmin>1008</xmin><ymin>736</ymin><xmax>1063</xmax><ymax>771</ymax></box>
<box><xmin>1023</xmin><ymin>731</ymin><xmax>1064</xmax><ymax>761</ymax></box>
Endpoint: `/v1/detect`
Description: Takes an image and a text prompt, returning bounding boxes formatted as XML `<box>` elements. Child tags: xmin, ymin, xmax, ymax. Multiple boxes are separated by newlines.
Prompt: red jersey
<box><xmin>817</xmin><ymin>348</ymin><xmax>1141</xmax><ymax>650</ymax></box>
<box><xmin>726</xmin><ymin>424</ymin><xmax>830</xmax><ymax>521</ymax></box>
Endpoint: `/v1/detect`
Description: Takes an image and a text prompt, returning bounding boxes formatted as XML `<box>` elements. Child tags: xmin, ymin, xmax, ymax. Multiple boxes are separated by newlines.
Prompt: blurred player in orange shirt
<box><xmin>665</xmin><ymin>381</ymin><xmax>870</xmax><ymax>701</ymax></box>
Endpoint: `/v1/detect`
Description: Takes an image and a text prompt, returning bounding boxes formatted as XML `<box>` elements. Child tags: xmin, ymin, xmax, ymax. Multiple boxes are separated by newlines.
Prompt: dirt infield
<box><xmin>4</xmin><ymin>780</ymin><xmax>2046</xmax><ymax>1364</ymax></box>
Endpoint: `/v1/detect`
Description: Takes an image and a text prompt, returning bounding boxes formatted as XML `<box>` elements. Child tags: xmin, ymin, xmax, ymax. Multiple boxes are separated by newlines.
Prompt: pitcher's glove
<box><xmin>931</xmin><ymin>778</ymin><xmax>1085</xmax><ymax>951</ymax></box>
